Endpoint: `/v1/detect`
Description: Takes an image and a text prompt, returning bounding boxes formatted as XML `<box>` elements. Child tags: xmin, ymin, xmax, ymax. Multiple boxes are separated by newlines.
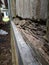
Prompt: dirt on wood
<box><xmin>0</xmin><ymin>23</ymin><xmax>12</xmax><ymax>65</ymax></box>
<box><xmin>13</xmin><ymin>18</ymin><xmax>49</xmax><ymax>64</ymax></box>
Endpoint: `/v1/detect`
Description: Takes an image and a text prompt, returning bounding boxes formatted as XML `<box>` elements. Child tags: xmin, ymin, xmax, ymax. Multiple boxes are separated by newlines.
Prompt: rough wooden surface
<box><xmin>11</xmin><ymin>21</ymin><xmax>42</xmax><ymax>65</ymax></box>
<box><xmin>46</xmin><ymin>0</ymin><xmax>49</xmax><ymax>41</ymax></box>
<box><xmin>11</xmin><ymin>26</ymin><xmax>18</xmax><ymax>65</ymax></box>
<box><xmin>10</xmin><ymin>0</ymin><xmax>16</xmax><ymax>17</ymax></box>
<box><xmin>13</xmin><ymin>18</ymin><xmax>49</xmax><ymax>65</ymax></box>
<box><xmin>15</xmin><ymin>0</ymin><xmax>48</xmax><ymax>19</ymax></box>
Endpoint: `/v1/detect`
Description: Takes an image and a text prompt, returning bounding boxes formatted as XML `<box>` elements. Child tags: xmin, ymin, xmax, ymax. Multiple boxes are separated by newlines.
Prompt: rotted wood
<box><xmin>13</xmin><ymin>18</ymin><xmax>49</xmax><ymax>64</ymax></box>
<box><xmin>11</xmin><ymin>21</ymin><xmax>43</xmax><ymax>65</ymax></box>
<box><xmin>20</xmin><ymin>28</ymin><xmax>49</xmax><ymax>65</ymax></box>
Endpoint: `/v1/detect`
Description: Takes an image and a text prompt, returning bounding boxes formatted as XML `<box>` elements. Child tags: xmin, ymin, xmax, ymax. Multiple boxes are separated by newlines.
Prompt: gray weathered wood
<box><xmin>16</xmin><ymin>0</ymin><xmax>48</xmax><ymax>19</ymax></box>
<box><xmin>40</xmin><ymin>0</ymin><xmax>48</xmax><ymax>20</ymax></box>
<box><xmin>11</xmin><ymin>21</ymin><xmax>42</xmax><ymax>65</ymax></box>
<box><xmin>10</xmin><ymin>0</ymin><xmax>16</xmax><ymax>17</ymax></box>
<box><xmin>46</xmin><ymin>0</ymin><xmax>49</xmax><ymax>41</ymax></box>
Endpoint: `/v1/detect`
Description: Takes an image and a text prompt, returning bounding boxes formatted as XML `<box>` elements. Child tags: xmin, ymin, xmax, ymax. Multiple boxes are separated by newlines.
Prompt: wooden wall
<box><xmin>10</xmin><ymin>0</ymin><xmax>48</xmax><ymax>20</ymax></box>
<box><xmin>46</xmin><ymin>0</ymin><xmax>49</xmax><ymax>41</ymax></box>
<box><xmin>10</xmin><ymin>0</ymin><xmax>16</xmax><ymax>17</ymax></box>
<box><xmin>15</xmin><ymin>0</ymin><xmax>48</xmax><ymax>20</ymax></box>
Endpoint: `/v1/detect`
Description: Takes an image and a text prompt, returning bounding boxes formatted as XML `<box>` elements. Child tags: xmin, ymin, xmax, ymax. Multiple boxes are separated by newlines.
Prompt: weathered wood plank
<box><xmin>10</xmin><ymin>0</ymin><xmax>16</xmax><ymax>17</ymax></box>
<box><xmin>11</xmin><ymin>24</ymin><xmax>19</xmax><ymax>65</ymax></box>
<box><xmin>16</xmin><ymin>0</ymin><xmax>48</xmax><ymax>19</ymax></box>
<box><xmin>11</xmin><ymin>21</ymin><xmax>42</xmax><ymax>65</ymax></box>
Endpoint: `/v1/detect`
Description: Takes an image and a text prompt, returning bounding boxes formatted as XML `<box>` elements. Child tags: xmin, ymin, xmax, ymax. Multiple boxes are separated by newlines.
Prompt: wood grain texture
<box><xmin>15</xmin><ymin>0</ymin><xmax>48</xmax><ymax>19</ymax></box>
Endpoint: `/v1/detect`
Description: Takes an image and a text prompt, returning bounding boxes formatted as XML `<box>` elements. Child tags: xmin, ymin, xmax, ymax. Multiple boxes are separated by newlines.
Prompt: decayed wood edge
<box><xmin>11</xmin><ymin>23</ymin><xmax>19</xmax><ymax>65</ymax></box>
<box><xmin>11</xmin><ymin>22</ymin><xmax>23</xmax><ymax>65</ymax></box>
<box><xmin>20</xmin><ymin>28</ymin><xmax>49</xmax><ymax>65</ymax></box>
<box><xmin>11</xmin><ymin>21</ymin><xmax>43</xmax><ymax>65</ymax></box>
<box><xmin>11</xmin><ymin>21</ymin><xmax>49</xmax><ymax>65</ymax></box>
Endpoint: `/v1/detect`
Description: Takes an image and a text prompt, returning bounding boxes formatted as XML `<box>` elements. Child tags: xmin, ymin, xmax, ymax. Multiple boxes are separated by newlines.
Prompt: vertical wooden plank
<box><xmin>40</xmin><ymin>0</ymin><xmax>48</xmax><ymax>20</ymax></box>
<box><xmin>23</xmin><ymin>0</ymin><xmax>30</xmax><ymax>18</ymax></box>
<box><xmin>16</xmin><ymin>0</ymin><xmax>48</xmax><ymax>19</ymax></box>
<box><xmin>10</xmin><ymin>0</ymin><xmax>16</xmax><ymax>17</ymax></box>
<box><xmin>29</xmin><ymin>0</ymin><xmax>33</xmax><ymax>18</ymax></box>
<box><xmin>28</xmin><ymin>0</ymin><xmax>39</xmax><ymax>19</ymax></box>
<box><xmin>19</xmin><ymin>0</ymin><xmax>24</xmax><ymax>17</ymax></box>
<box><xmin>46</xmin><ymin>0</ymin><xmax>49</xmax><ymax>41</ymax></box>
<box><xmin>36</xmin><ymin>0</ymin><xmax>41</xmax><ymax>20</ymax></box>
<box><xmin>16</xmin><ymin>0</ymin><xmax>20</xmax><ymax>16</ymax></box>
